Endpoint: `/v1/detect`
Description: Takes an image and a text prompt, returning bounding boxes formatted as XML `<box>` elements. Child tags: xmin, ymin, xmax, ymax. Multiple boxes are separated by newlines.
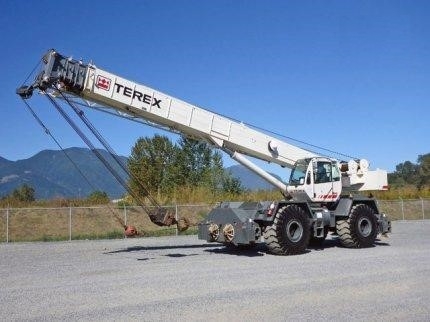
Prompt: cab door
<box><xmin>312</xmin><ymin>160</ymin><xmax>341</xmax><ymax>202</ymax></box>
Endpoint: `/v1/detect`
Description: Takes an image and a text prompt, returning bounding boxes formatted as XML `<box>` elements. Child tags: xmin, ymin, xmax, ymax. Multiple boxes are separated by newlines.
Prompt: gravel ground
<box><xmin>1</xmin><ymin>220</ymin><xmax>429</xmax><ymax>321</ymax></box>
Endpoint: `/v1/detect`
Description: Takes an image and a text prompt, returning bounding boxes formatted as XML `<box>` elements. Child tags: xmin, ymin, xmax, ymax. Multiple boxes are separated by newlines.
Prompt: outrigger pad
<box><xmin>124</xmin><ymin>225</ymin><xmax>138</xmax><ymax>237</ymax></box>
<box><xmin>177</xmin><ymin>217</ymin><xmax>190</xmax><ymax>232</ymax></box>
<box><xmin>149</xmin><ymin>208</ymin><xmax>190</xmax><ymax>231</ymax></box>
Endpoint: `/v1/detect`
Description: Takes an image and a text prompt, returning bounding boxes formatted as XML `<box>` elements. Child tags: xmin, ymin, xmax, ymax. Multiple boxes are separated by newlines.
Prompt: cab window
<box><xmin>314</xmin><ymin>162</ymin><xmax>332</xmax><ymax>184</ymax></box>
<box><xmin>289</xmin><ymin>160</ymin><xmax>309</xmax><ymax>185</ymax></box>
<box><xmin>332</xmin><ymin>162</ymin><xmax>341</xmax><ymax>181</ymax></box>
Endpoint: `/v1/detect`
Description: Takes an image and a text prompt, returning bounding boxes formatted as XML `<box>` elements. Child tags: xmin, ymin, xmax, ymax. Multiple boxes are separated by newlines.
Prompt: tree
<box><xmin>388</xmin><ymin>153</ymin><xmax>430</xmax><ymax>188</ymax></box>
<box><xmin>128</xmin><ymin>135</ymin><xmax>240</xmax><ymax>201</ymax></box>
<box><xmin>222</xmin><ymin>175</ymin><xmax>244</xmax><ymax>195</ymax></box>
<box><xmin>176</xmin><ymin>137</ymin><xmax>210</xmax><ymax>186</ymax></box>
<box><xmin>417</xmin><ymin>153</ymin><xmax>430</xmax><ymax>188</ymax></box>
<box><xmin>128</xmin><ymin>135</ymin><xmax>179</xmax><ymax>198</ymax></box>
<box><xmin>11</xmin><ymin>184</ymin><xmax>35</xmax><ymax>202</ymax></box>
<box><xmin>176</xmin><ymin>136</ymin><xmax>226</xmax><ymax>189</ymax></box>
<box><xmin>209</xmin><ymin>151</ymin><xmax>227</xmax><ymax>192</ymax></box>
<box><xmin>389</xmin><ymin>160</ymin><xmax>418</xmax><ymax>186</ymax></box>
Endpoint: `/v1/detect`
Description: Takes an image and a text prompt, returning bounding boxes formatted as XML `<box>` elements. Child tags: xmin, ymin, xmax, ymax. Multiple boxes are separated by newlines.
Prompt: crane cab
<box><xmin>287</xmin><ymin>157</ymin><xmax>342</xmax><ymax>203</ymax></box>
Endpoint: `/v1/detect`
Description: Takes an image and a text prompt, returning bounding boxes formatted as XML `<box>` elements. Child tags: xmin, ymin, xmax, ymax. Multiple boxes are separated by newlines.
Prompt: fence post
<box><xmin>69</xmin><ymin>206</ymin><xmax>72</xmax><ymax>241</ymax></box>
<box><xmin>175</xmin><ymin>204</ymin><xmax>178</xmax><ymax>236</ymax></box>
<box><xmin>420</xmin><ymin>197</ymin><xmax>425</xmax><ymax>220</ymax></box>
<box><xmin>123</xmin><ymin>204</ymin><xmax>128</xmax><ymax>239</ymax></box>
<box><xmin>399</xmin><ymin>197</ymin><xmax>404</xmax><ymax>221</ymax></box>
<box><xmin>6</xmin><ymin>207</ymin><xmax>9</xmax><ymax>243</ymax></box>
<box><xmin>123</xmin><ymin>203</ymin><xmax>127</xmax><ymax>226</ymax></box>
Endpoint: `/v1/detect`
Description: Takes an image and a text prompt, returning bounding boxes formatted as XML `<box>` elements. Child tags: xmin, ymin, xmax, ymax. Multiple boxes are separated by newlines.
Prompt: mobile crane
<box><xmin>17</xmin><ymin>50</ymin><xmax>391</xmax><ymax>255</ymax></box>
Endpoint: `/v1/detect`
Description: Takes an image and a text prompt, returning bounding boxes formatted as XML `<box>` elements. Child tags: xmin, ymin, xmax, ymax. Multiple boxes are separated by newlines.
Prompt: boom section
<box><xmin>31</xmin><ymin>50</ymin><xmax>316</xmax><ymax>169</ymax></box>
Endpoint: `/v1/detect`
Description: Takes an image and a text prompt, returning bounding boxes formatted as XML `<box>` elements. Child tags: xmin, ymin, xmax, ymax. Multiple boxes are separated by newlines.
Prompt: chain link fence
<box><xmin>0</xmin><ymin>199</ymin><xmax>428</xmax><ymax>243</ymax></box>
<box><xmin>0</xmin><ymin>204</ymin><xmax>213</xmax><ymax>243</ymax></box>
<box><xmin>378</xmin><ymin>198</ymin><xmax>429</xmax><ymax>221</ymax></box>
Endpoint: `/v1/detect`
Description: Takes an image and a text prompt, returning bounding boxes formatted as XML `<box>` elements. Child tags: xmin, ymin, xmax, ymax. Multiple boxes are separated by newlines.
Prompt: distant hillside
<box><xmin>226</xmin><ymin>164</ymin><xmax>283</xmax><ymax>191</ymax></box>
<box><xmin>0</xmin><ymin>148</ymin><xmax>283</xmax><ymax>200</ymax></box>
<box><xmin>0</xmin><ymin>156</ymin><xmax>13</xmax><ymax>168</ymax></box>
<box><xmin>0</xmin><ymin>148</ymin><xmax>127</xmax><ymax>199</ymax></box>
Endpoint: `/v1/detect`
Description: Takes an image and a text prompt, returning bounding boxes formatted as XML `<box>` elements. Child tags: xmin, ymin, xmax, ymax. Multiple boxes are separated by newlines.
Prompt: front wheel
<box><xmin>336</xmin><ymin>204</ymin><xmax>378</xmax><ymax>248</ymax></box>
<box><xmin>264</xmin><ymin>204</ymin><xmax>310</xmax><ymax>255</ymax></box>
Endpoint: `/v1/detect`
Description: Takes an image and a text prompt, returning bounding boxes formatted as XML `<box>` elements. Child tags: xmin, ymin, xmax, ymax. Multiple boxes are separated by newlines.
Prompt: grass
<box><xmin>1</xmin><ymin>185</ymin><xmax>429</xmax><ymax>243</ymax></box>
<box><xmin>373</xmin><ymin>185</ymin><xmax>430</xmax><ymax>200</ymax></box>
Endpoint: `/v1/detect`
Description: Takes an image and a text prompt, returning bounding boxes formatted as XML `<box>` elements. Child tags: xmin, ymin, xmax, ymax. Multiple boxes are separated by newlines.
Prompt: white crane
<box><xmin>18</xmin><ymin>50</ymin><xmax>391</xmax><ymax>255</ymax></box>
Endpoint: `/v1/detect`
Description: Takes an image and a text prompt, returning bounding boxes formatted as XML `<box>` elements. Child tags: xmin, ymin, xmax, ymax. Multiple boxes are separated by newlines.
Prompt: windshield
<box><xmin>289</xmin><ymin>159</ymin><xmax>309</xmax><ymax>185</ymax></box>
<box><xmin>332</xmin><ymin>162</ymin><xmax>341</xmax><ymax>181</ymax></box>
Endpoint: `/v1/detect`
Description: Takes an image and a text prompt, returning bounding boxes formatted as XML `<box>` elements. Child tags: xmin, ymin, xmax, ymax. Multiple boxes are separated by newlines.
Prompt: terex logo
<box><xmin>114</xmin><ymin>83</ymin><xmax>162</xmax><ymax>109</ymax></box>
<box><xmin>96</xmin><ymin>75</ymin><xmax>111</xmax><ymax>91</ymax></box>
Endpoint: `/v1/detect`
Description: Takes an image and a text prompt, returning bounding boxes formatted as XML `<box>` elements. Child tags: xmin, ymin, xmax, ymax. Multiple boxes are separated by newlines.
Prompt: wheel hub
<box><xmin>223</xmin><ymin>224</ymin><xmax>235</xmax><ymax>242</ymax></box>
<box><xmin>286</xmin><ymin>220</ymin><xmax>303</xmax><ymax>242</ymax></box>
<box><xmin>358</xmin><ymin>217</ymin><xmax>372</xmax><ymax>237</ymax></box>
<box><xmin>208</xmin><ymin>223</ymin><xmax>220</xmax><ymax>241</ymax></box>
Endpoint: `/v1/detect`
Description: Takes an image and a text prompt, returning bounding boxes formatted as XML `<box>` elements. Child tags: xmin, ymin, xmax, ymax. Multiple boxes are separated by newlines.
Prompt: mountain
<box><xmin>226</xmin><ymin>164</ymin><xmax>284</xmax><ymax>191</ymax></box>
<box><xmin>0</xmin><ymin>156</ymin><xmax>13</xmax><ymax>169</ymax></box>
<box><xmin>0</xmin><ymin>148</ymin><xmax>283</xmax><ymax>200</ymax></box>
<box><xmin>0</xmin><ymin>148</ymin><xmax>127</xmax><ymax>199</ymax></box>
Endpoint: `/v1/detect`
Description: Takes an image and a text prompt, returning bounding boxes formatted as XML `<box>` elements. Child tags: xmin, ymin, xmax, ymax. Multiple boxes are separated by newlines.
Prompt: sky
<box><xmin>0</xmin><ymin>0</ymin><xmax>429</xmax><ymax>181</ymax></box>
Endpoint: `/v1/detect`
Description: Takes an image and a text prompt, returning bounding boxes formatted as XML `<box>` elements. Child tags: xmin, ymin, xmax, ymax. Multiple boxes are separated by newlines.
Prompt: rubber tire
<box><xmin>336</xmin><ymin>204</ymin><xmax>378</xmax><ymax>248</ymax></box>
<box><xmin>264</xmin><ymin>204</ymin><xmax>310</xmax><ymax>255</ymax></box>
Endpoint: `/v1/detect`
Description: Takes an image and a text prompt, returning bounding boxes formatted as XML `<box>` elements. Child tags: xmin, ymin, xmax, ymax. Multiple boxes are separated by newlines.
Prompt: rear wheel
<box><xmin>336</xmin><ymin>204</ymin><xmax>378</xmax><ymax>248</ymax></box>
<box><xmin>264</xmin><ymin>204</ymin><xmax>310</xmax><ymax>255</ymax></box>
